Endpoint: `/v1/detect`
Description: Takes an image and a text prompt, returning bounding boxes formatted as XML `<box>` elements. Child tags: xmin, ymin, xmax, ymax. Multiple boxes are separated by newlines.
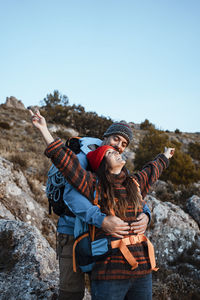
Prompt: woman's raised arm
<box><xmin>29</xmin><ymin>109</ymin><xmax>54</xmax><ymax>145</ymax></box>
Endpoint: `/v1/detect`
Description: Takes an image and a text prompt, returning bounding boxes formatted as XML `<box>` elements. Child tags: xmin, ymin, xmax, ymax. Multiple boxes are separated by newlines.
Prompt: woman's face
<box><xmin>105</xmin><ymin>148</ymin><xmax>126</xmax><ymax>173</ymax></box>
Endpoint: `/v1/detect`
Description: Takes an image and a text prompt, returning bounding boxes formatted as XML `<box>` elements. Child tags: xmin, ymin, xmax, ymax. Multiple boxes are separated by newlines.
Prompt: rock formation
<box><xmin>0</xmin><ymin>156</ymin><xmax>56</xmax><ymax>247</ymax></box>
<box><xmin>5</xmin><ymin>96</ymin><xmax>26</xmax><ymax>110</ymax></box>
<box><xmin>146</xmin><ymin>195</ymin><xmax>200</xmax><ymax>299</ymax></box>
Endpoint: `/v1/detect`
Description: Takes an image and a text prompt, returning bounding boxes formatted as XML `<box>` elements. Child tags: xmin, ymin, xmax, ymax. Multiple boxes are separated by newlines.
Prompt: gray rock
<box><xmin>145</xmin><ymin>195</ymin><xmax>200</xmax><ymax>266</ymax></box>
<box><xmin>0</xmin><ymin>156</ymin><xmax>56</xmax><ymax>247</ymax></box>
<box><xmin>0</xmin><ymin>219</ymin><xmax>58</xmax><ymax>299</ymax></box>
<box><xmin>48</xmin><ymin>123</ymin><xmax>79</xmax><ymax>137</ymax></box>
<box><xmin>187</xmin><ymin>195</ymin><xmax>200</xmax><ymax>226</ymax></box>
<box><xmin>0</xmin><ymin>202</ymin><xmax>16</xmax><ymax>220</ymax></box>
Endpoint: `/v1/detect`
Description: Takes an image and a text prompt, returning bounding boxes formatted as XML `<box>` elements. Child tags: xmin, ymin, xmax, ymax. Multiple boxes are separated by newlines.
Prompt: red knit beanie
<box><xmin>87</xmin><ymin>145</ymin><xmax>115</xmax><ymax>171</ymax></box>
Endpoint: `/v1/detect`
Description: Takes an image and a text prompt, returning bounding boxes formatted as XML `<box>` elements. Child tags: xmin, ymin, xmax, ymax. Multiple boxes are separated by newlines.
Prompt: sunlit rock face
<box><xmin>0</xmin><ymin>219</ymin><xmax>59</xmax><ymax>299</ymax></box>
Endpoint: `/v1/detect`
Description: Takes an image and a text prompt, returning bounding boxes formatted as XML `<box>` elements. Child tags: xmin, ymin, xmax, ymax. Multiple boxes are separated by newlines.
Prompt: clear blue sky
<box><xmin>0</xmin><ymin>0</ymin><xmax>199</xmax><ymax>132</ymax></box>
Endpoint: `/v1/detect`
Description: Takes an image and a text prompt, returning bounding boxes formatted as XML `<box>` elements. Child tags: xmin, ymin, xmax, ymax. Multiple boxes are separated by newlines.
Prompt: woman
<box><xmin>30</xmin><ymin>109</ymin><xmax>174</xmax><ymax>300</ymax></box>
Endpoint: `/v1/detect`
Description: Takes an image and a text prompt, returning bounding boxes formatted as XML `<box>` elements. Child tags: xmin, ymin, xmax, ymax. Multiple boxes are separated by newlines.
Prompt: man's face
<box><xmin>103</xmin><ymin>135</ymin><xmax>128</xmax><ymax>154</ymax></box>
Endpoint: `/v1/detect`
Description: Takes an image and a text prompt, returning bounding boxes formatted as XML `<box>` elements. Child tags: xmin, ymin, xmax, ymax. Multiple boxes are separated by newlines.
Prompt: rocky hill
<box><xmin>0</xmin><ymin>99</ymin><xmax>199</xmax><ymax>299</ymax></box>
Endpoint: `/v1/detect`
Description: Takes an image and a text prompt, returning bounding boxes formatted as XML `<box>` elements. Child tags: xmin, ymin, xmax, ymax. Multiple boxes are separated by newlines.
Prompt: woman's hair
<box><xmin>96</xmin><ymin>158</ymin><xmax>143</xmax><ymax>218</ymax></box>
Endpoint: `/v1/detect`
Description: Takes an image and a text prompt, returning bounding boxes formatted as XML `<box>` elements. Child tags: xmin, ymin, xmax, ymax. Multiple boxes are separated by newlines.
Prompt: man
<box><xmin>29</xmin><ymin>109</ymin><xmax>150</xmax><ymax>300</ymax></box>
<box><xmin>56</xmin><ymin>122</ymin><xmax>151</xmax><ymax>300</ymax></box>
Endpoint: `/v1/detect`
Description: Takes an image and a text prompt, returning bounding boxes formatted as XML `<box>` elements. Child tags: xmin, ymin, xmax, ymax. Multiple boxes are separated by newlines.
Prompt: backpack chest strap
<box><xmin>111</xmin><ymin>234</ymin><xmax>158</xmax><ymax>271</ymax></box>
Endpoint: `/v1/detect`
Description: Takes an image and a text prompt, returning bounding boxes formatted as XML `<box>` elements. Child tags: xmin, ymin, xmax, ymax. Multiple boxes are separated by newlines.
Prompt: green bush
<box><xmin>134</xmin><ymin>128</ymin><xmax>170</xmax><ymax>168</ymax></box>
<box><xmin>41</xmin><ymin>90</ymin><xmax>69</xmax><ymax>108</ymax></box>
<box><xmin>140</xmin><ymin>119</ymin><xmax>155</xmax><ymax>130</ymax></box>
<box><xmin>134</xmin><ymin>128</ymin><xmax>200</xmax><ymax>185</ymax></box>
<box><xmin>70</xmin><ymin>108</ymin><xmax>113</xmax><ymax>138</ymax></box>
<box><xmin>188</xmin><ymin>142</ymin><xmax>200</xmax><ymax>161</ymax></box>
<box><xmin>41</xmin><ymin>90</ymin><xmax>113</xmax><ymax>138</ymax></box>
<box><xmin>175</xmin><ymin>128</ymin><xmax>181</xmax><ymax>134</ymax></box>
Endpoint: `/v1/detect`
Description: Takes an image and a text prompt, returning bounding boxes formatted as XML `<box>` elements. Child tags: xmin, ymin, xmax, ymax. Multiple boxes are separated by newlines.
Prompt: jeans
<box><xmin>91</xmin><ymin>273</ymin><xmax>152</xmax><ymax>300</ymax></box>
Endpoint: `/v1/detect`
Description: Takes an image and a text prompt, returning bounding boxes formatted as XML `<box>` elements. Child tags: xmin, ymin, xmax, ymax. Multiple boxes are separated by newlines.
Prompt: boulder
<box><xmin>146</xmin><ymin>195</ymin><xmax>200</xmax><ymax>299</ymax></box>
<box><xmin>0</xmin><ymin>219</ymin><xmax>58</xmax><ymax>299</ymax></box>
<box><xmin>0</xmin><ymin>156</ymin><xmax>56</xmax><ymax>247</ymax></box>
<box><xmin>146</xmin><ymin>195</ymin><xmax>199</xmax><ymax>266</ymax></box>
<box><xmin>187</xmin><ymin>195</ymin><xmax>200</xmax><ymax>226</ymax></box>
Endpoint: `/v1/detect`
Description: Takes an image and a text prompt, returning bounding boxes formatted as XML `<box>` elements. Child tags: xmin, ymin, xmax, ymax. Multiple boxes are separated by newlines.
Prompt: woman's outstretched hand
<box><xmin>28</xmin><ymin>109</ymin><xmax>54</xmax><ymax>145</ymax></box>
<box><xmin>164</xmin><ymin>147</ymin><xmax>175</xmax><ymax>159</ymax></box>
<box><xmin>29</xmin><ymin>109</ymin><xmax>47</xmax><ymax>130</ymax></box>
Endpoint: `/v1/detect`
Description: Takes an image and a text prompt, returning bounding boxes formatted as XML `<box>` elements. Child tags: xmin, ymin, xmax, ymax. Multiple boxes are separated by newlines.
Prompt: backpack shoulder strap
<box><xmin>80</xmin><ymin>137</ymin><xmax>102</xmax><ymax>155</ymax></box>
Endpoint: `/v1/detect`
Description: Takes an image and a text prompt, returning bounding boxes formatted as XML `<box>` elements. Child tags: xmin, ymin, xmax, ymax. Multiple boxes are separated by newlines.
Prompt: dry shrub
<box><xmin>26</xmin><ymin>176</ymin><xmax>47</xmax><ymax>206</ymax></box>
<box><xmin>25</xmin><ymin>144</ymin><xmax>39</xmax><ymax>153</ymax></box>
<box><xmin>0</xmin><ymin>121</ymin><xmax>12</xmax><ymax>130</ymax></box>
<box><xmin>55</xmin><ymin>130</ymin><xmax>71</xmax><ymax>140</ymax></box>
<box><xmin>25</xmin><ymin>125</ymin><xmax>35</xmax><ymax>135</ymax></box>
<box><xmin>36</xmin><ymin>158</ymin><xmax>51</xmax><ymax>183</ymax></box>
<box><xmin>152</xmin><ymin>268</ymin><xmax>200</xmax><ymax>300</ymax></box>
<box><xmin>8</xmin><ymin>153</ymin><xmax>28</xmax><ymax>169</ymax></box>
<box><xmin>0</xmin><ymin>139</ymin><xmax>12</xmax><ymax>153</ymax></box>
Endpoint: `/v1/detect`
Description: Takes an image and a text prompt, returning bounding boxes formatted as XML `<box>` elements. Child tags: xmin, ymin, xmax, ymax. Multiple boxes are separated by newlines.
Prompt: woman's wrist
<box><xmin>40</xmin><ymin>127</ymin><xmax>54</xmax><ymax>145</ymax></box>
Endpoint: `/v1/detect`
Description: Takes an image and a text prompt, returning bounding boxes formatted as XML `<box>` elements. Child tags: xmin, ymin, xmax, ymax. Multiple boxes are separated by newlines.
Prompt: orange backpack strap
<box><xmin>66</xmin><ymin>136</ymin><xmax>81</xmax><ymax>145</ymax></box>
<box><xmin>111</xmin><ymin>234</ymin><xmax>158</xmax><ymax>271</ymax></box>
<box><xmin>145</xmin><ymin>237</ymin><xmax>159</xmax><ymax>271</ymax></box>
<box><xmin>93</xmin><ymin>184</ymin><xmax>100</xmax><ymax>207</ymax></box>
<box><xmin>72</xmin><ymin>232</ymin><xmax>89</xmax><ymax>272</ymax></box>
<box><xmin>131</xmin><ymin>177</ymin><xmax>141</xmax><ymax>193</ymax></box>
<box><xmin>73</xmin><ymin>182</ymin><xmax>99</xmax><ymax>272</ymax></box>
<box><xmin>111</xmin><ymin>238</ymin><xmax>138</xmax><ymax>270</ymax></box>
<box><xmin>89</xmin><ymin>224</ymin><xmax>96</xmax><ymax>242</ymax></box>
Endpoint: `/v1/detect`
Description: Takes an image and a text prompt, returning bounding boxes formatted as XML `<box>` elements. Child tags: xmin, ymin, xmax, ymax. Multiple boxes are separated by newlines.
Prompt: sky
<box><xmin>0</xmin><ymin>0</ymin><xmax>199</xmax><ymax>133</ymax></box>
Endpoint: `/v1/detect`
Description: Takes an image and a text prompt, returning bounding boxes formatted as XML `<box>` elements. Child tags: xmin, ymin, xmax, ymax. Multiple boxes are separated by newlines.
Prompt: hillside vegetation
<box><xmin>0</xmin><ymin>93</ymin><xmax>200</xmax><ymax>300</ymax></box>
<box><xmin>0</xmin><ymin>91</ymin><xmax>200</xmax><ymax>211</ymax></box>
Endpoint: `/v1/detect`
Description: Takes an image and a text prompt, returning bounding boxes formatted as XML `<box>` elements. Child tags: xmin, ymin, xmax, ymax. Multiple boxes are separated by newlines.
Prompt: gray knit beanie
<box><xmin>103</xmin><ymin>122</ymin><xmax>133</xmax><ymax>144</ymax></box>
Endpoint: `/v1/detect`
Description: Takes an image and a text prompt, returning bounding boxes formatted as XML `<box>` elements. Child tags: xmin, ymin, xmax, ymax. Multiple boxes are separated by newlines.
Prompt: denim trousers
<box><xmin>91</xmin><ymin>273</ymin><xmax>152</xmax><ymax>300</ymax></box>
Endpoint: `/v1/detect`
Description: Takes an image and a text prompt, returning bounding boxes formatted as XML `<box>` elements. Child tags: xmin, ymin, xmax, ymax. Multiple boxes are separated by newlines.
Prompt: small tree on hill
<box><xmin>140</xmin><ymin>119</ymin><xmax>155</xmax><ymax>130</ymax></box>
<box><xmin>41</xmin><ymin>90</ymin><xmax>69</xmax><ymax>107</ymax></box>
<box><xmin>40</xmin><ymin>90</ymin><xmax>113</xmax><ymax>138</ymax></box>
<box><xmin>40</xmin><ymin>90</ymin><xmax>71</xmax><ymax>124</ymax></box>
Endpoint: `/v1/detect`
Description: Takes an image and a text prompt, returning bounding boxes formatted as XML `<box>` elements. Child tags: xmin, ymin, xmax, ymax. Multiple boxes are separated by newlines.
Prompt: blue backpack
<box><xmin>46</xmin><ymin>136</ymin><xmax>102</xmax><ymax>217</ymax></box>
<box><xmin>72</xmin><ymin>188</ymin><xmax>111</xmax><ymax>273</ymax></box>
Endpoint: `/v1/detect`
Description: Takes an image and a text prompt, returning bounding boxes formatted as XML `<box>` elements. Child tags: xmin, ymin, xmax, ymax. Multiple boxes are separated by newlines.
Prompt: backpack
<box><xmin>72</xmin><ymin>188</ymin><xmax>111</xmax><ymax>273</ymax></box>
<box><xmin>45</xmin><ymin>136</ymin><xmax>102</xmax><ymax>216</ymax></box>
